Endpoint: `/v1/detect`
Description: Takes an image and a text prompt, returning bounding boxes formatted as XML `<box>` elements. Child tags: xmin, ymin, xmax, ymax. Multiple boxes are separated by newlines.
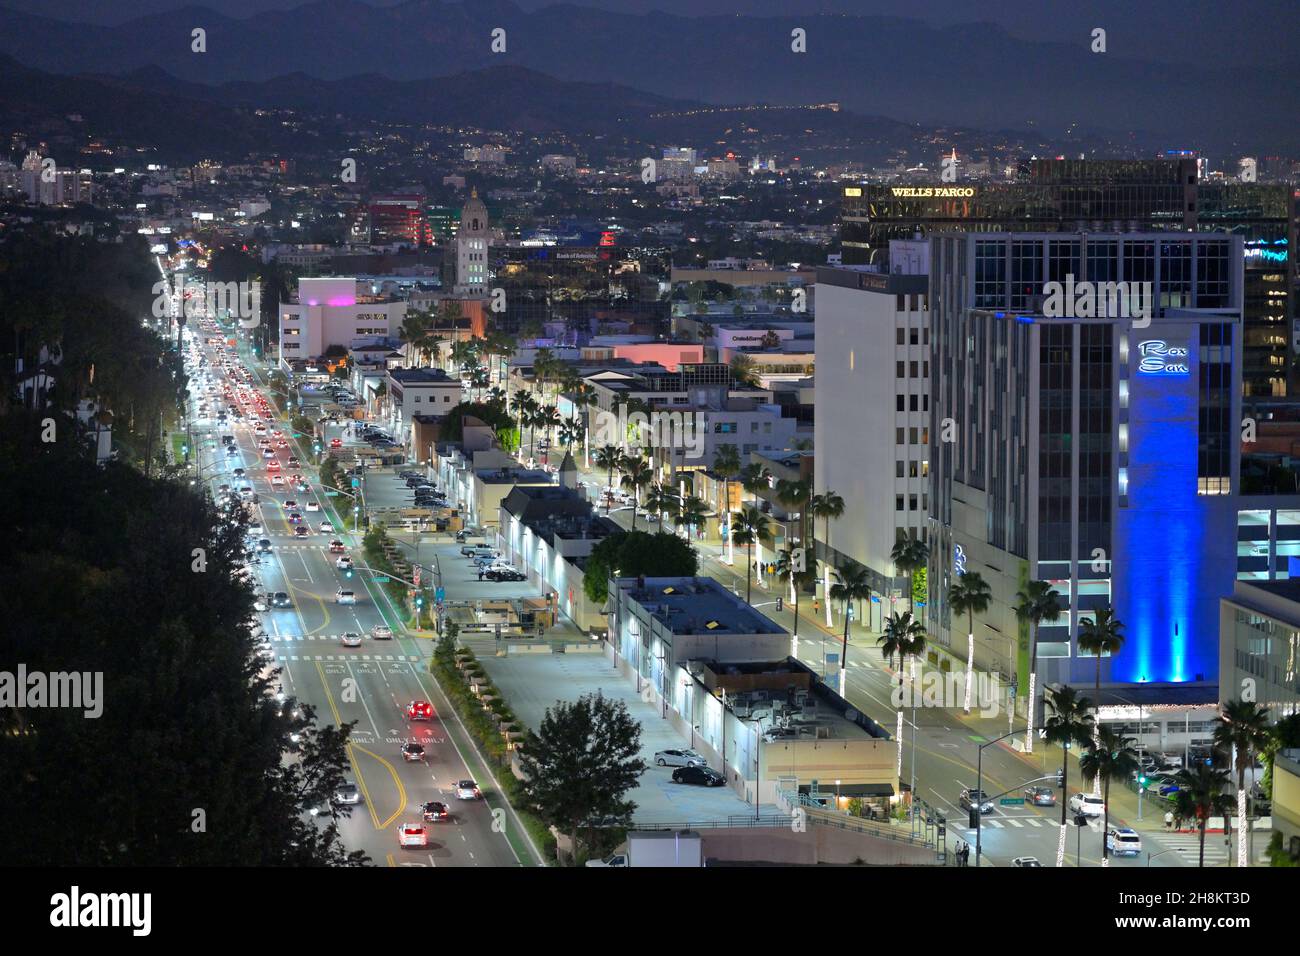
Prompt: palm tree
<box><xmin>1077</xmin><ymin>607</ymin><xmax>1125</xmax><ymax>707</ymax></box>
<box><xmin>1080</xmin><ymin>727</ymin><xmax>1139</xmax><ymax>865</ymax></box>
<box><xmin>738</xmin><ymin>463</ymin><xmax>772</xmax><ymax>581</ymax></box>
<box><xmin>644</xmin><ymin>483</ymin><xmax>678</xmax><ymax>530</ymax></box>
<box><xmin>890</xmin><ymin>534</ymin><xmax>928</xmax><ymax>615</ymax></box>
<box><xmin>1172</xmin><ymin>763</ymin><xmax>1234</xmax><ymax>867</ymax></box>
<box><xmin>731</xmin><ymin>505</ymin><xmax>772</xmax><ymax>606</ymax></box>
<box><xmin>1014</xmin><ymin>580</ymin><xmax>1064</xmax><ymax>754</ymax></box>
<box><xmin>810</xmin><ymin>490</ymin><xmax>845</xmax><ymax>626</ymax></box>
<box><xmin>674</xmin><ymin>495</ymin><xmax>709</xmax><ymax>541</ymax></box>
<box><xmin>830</xmin><ymin>563</ymin><xmax>872</xmax><ymax>697</ymax></box>
<box><xmin>1077</xmin><ymin>607</ymin><xmax>1126</xmax><ymax>792</ymax></box>
<box><xmin>594</xmin><ymin>444</ymin><xmax>623</xmax><ymax>511</ymax></box>
<box><xmin>398</xmin><ymin>310</ymin><xmax>430</xmax><ymax>366</ymax></box>
<box><xmin>877</xmin><ymin>609</ymin><xmax>925</xmax><ymax>777</ymax></box>
<box><xmin>1043</xmin><ymin>685</ymin><xmax>1095</xmax><ymax>867</ymax></box>
<box><xmin>619</xmin><ymin>456</ymin><xmax>653</xmax><ymax>529</ymax></box>
<box><xmin>712</xmin><ymin>443</ymin><xmax>742</xmax><ymax>563</ymax></box>
<box><xmin>775</xmin><ymin>476</ymin><xmax>813</xmax><ymax>635</ymax></box>
<box><xmin>948</xmin><ymin>571</ymin><xmax>992</xmax><ymax>714</ymax></box>
<box><xmin>1213</xmin><ymin>700</ymin><xmax>1271</xmax><ymax>867</ymax></box>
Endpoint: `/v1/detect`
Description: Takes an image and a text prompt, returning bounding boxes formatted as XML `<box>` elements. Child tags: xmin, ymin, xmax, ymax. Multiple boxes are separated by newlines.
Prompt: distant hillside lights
<box><xmin>1041</xmin><ymin>274</ymin><xmax>1152</xmax><ymax>328</ymax></box>
<box><xmin>152</xmin><ymin>277</ymin><xmax>261</xmax><ymax>328</ymax></box>
<box><xmin>591</xmin><ymin>404</ymin><xmax>705</xmax><ymax>459</ymax></box>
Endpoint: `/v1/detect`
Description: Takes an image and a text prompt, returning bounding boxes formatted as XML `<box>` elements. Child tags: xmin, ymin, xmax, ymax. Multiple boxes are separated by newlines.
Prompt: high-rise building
<box><xmin>927</xmin><ymin>232</ymin><xmax>1244</xmax><ymax>704</ymax></box>
<box><xmin>814</xmin><ymin>241</ymin><xmax>931</xmax><ymax>599</ymax></box>
<box><xmin>454</xmin><ymin>188</ymin><xmax>490</xmax><ymax>296</ymax></box>
<box><xmin>840</xmin><ymin>159</ymin><xmax>1294</xmax><ymax>396</ymax></box>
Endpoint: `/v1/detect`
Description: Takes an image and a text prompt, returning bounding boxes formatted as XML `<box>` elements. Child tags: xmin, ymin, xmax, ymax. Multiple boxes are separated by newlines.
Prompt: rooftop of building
<box><xmin>502</xmin><ymin>486</ymin><xmax>620</xmax><ymax>544</ymax></box>
<box><xmin>614</xmin><ymin>576</ymin><xmax>787</xmax><ymax>637</ymax></box>
<box><xmin>475</xmin><ymin>466</ymin><xmax>553</xmax><ymax>484</ymax></box>
<box><xmin>388</xmin><ymin>366</ymin><xmax>457</xmax><ymax>384</ymax></box>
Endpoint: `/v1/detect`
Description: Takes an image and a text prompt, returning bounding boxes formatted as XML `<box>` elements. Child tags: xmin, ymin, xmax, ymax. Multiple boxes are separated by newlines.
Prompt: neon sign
<box><xmin>954</xmin><ymin>544</ymin><xmax>967</xmax><ymax>576</ymax></box>
<box><xmin>1137</xmin><ymin>340</ymin><xmax>1189</xmax><ymax>376</ymax></box>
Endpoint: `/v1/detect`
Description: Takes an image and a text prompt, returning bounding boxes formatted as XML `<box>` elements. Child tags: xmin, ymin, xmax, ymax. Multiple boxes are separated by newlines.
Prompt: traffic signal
<box><xmin>1055</xmin><ymin>769</ymin><xmax>1065</xmax><ymax>788</ymax></box>
<box><xmin>776</xmin><ymin>596</ymin><xmax>783</xmax><ymax>612</ymax></box>
<box><xmin>1137</xmin><ymin>774</ymin><xmax>1148</xmax><ymax>791</ymax></box>
<box><xmin>1073</xmin><ymin>812</ymin><xmax>1088</xmax><ymax>828</ymax></box>
<box><xmin>968</xmin><ymin>809</ymin><xmax>980</xmax><ymax>829</ymax></box>
<box><xmin>345</xmin><ymin>568</ymin><xmax>353</xmax><ymax>578</ymax></box>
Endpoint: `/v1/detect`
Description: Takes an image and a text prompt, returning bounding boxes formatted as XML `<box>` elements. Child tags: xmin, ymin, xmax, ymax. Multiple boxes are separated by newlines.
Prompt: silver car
<box><xmin>654</xmin><ymin>748</ymin><xmax>706</xmax><ymax>768</ymax></box>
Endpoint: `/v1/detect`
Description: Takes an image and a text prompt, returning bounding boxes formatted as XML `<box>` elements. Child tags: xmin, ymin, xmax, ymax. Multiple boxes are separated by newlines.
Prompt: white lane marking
<box><xmin>347</xmin><ymin>659</ymin><xmax>382</xmax><ymax>738</ymax></box>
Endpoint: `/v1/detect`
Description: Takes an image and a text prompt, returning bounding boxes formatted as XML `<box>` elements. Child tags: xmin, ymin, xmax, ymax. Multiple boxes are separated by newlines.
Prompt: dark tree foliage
<box><xmin>582</xmin><ymin>530</ymin><xmax>699</xmax><ymax>605</ymax></box>
<box><xmin>440</xmin><ymin>400</ymin><xmax>516</xmax><ymax>443</ymax></box>
<box><xmin>0</xmin><ymin>412</ymin><xmax>367</xmax><ymax>865</ymax></box>
<box><xmin>516</xmin><ymin>693</ymin><xmax>645</xmax><ymax>865</ymax></box>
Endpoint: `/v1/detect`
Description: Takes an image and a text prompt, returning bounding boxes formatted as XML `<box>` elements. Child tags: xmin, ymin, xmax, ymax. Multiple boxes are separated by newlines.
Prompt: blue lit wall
<box><xmin>1112</xmin><ymin>324</ymin><xmax>1237</xmax><ymax>685</ymax></box>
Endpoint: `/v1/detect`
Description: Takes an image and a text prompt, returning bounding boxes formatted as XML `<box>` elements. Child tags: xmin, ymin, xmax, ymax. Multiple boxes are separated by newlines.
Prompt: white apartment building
<box><xmin>385</xmin><ymin>367</ymin><xmax>463</xmax><ymax>444</ymax></box>
<box><xmin>278</xmin><ymin>277</ymin><xmax>406</xmax><ymax>364</ymax></box>
<box><xmin>814</xmin><ymin>241</ymin><xmax>931</xmax><ymax>595</ymax></box>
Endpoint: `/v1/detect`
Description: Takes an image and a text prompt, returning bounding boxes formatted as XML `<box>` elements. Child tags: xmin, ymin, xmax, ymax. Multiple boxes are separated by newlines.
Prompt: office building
<box><xmin>815</xmin><ymin>242</ymin><xmax>931</xmax><ymax>596</ymax></box>
<box><xmin>928</xmin><ymin>232</ymin><xmax>1244</xmax><ymax>701</ymax></box>
<box><xmin>277</xmin><ymin>277</ymin><xmax>406</xmax><ymax>365</ymax></box>
<box><xmin>841</xmin><ymin>158</ymin><xmax>1294</xmax><ymax>397</ymax></box>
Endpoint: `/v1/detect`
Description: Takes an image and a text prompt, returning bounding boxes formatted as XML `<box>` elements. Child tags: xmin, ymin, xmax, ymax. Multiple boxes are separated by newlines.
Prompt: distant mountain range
<box><xmin>0</xmin><ymin>0</ymin><xmax>1295</xmax><ymax>152</ymax></box>
<box><xmin>0</xmin><ymin>52</ymin><xmax>929</xmax><ymax>165</ymax></box>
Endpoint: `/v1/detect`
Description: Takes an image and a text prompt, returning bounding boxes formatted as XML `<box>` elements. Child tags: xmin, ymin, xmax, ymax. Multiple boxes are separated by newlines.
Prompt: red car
<box><xmin>407</xmin><ymin>700</ymin><xmax>433</xmax><ymax>721</ymax></box>
<box><xmin>331</xmin><ymin>437</ymin><xmax>343</xmax><ymax>448</ymax></box>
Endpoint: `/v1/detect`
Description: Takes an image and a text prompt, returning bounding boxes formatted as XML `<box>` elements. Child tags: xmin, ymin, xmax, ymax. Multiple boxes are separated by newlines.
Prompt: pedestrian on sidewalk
<box><xmin>962</xmin><ymin>844</ymin><xmax>970</xmax><ymax>867</ymax></box>
<box><xmin>477</xmin><ymin>569</ymin><xmax>484</xmax><ymax>581</ymax></box>
<box><xmin>1164</xmin><ymin>809</ymin><xmax>1173</xmax><ymax>830</ymax></box>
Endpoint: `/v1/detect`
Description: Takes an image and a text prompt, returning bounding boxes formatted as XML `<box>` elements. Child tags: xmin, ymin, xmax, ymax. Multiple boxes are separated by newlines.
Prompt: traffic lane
<box><xmin>290</xmin><ymin>655</ymin><xmax>514</xmax><ymax>866</ymax></box>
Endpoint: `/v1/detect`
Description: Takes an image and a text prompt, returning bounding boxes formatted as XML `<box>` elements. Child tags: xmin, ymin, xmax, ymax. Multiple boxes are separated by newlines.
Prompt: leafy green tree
<box><xmin>516</xmin><ymin>693</ymin><xmax>646</xmax><ymax>864</ymax></box>
<box><xmin>582</xmin><ymin>530</ymin><xmax>699</xmax><ymax>606</ymax></box>
<box><xmin>0</xmin><ymin>412</ymin><xmax>366</xmax><ymax>865</ymax></box>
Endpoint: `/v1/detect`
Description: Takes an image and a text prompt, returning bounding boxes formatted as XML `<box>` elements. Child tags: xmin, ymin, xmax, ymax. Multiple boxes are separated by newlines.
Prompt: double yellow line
<box><xmin>314</xmin><ymin>661</ymin><xmax>406</xmax><ymax>831</ymax></box>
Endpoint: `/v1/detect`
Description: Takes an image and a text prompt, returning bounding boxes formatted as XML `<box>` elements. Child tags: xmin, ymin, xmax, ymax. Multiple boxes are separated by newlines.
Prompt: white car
<box><xmin>335</xmin><ymin>589</ymin><xmax>357</xmax><ymax>605</ymax></box>
<box><xmin>305</xmin><ymin>501</ymin><xmax>320</xmax><ymax>513</ymax></box>
<box><xmin>455</xmin><ymin>779</ymin><xmax>481</xmax><ymax>800</ymax></box>
<box><xmin>653</xmin><ymin>748</ymin><xmax>706</xmax><ymax>768</ymax></box>
<box><xmin>1011</xmin><ymin>856</ymin><xmax>1042</xmax><ymax>867</ymax></box>
<box><xmin>1068</xmin><ymin>793</ymin><xmax>1106</xmax><ymax>817</ymax></box>
<box><xmin>270</xmin><ymin>474</ymin><xmax>285</xmax><ymax>486</ymax></box>
<box><xmin>371</xmin><ymin>624</ymin><xmax>393</xmax><ymax>640</ymax></box>
<box><xmin>340</xmin><ymin>632</ymin><xmax>362</xmax><ymax>648</ymax></box>
<box><xmin>1106</xmin><ymin>826</ymin><xmax>1142</xmax><ymax>856</ymax></box>
<box><xmin>397</xmin><ymin>823</ymin><xmax>427</xmax><ymax>848</ymax></box>
<box><xmin>318</xmin><ymin>520</ymin><xmax>333</xmax><ymax>533</ymax></box>
<box><xmin>335</xmin><ymin>556</ymin><xmax>353</xmax><ymax>570</ymax></box>
<box><xmin>585</xmin><ymin>853</ymin><xmax>628</xmax><ymax>867</ymax></box>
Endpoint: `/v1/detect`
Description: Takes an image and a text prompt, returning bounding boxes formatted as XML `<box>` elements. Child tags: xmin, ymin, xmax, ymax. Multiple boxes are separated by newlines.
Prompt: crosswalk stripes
<box><xmin>982</xmin><ymin>816</ymin><xmax>1085</xmax><ymax>830</ymax></box>
<box><xmin>1158</xmin><ymin>832</ymin><xmax>1231</xmax><ymax>866</ymax></box>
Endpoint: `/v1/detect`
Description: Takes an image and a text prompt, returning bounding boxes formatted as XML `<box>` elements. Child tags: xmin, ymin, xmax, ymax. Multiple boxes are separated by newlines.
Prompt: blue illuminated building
<box><xmin>928</xmin><ymin>232</ymin><xmax>1245</xmax><ymax>711</ymax></box>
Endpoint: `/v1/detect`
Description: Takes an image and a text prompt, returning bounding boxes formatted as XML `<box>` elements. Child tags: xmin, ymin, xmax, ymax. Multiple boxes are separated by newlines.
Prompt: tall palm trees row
<box><xmin>1046</xmin><ymin>688</ymin><xmax>1278</xmax><ymax>868</ymax></box>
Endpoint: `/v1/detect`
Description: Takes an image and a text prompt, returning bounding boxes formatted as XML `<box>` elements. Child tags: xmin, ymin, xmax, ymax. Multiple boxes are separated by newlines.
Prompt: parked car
<box><xmin>484</xmin><ymin>566</ymin><xmax>526</xmax><ymax>582</ymax></box>
<box><xmin>654</xmin><ymin>748</ymin><xmax>706</xmax><ymax>768</ymax></box>
<box><xmin>672</xmin><ymin>765</ymin><xmax>725</xmax><ymax>787</ymax></box>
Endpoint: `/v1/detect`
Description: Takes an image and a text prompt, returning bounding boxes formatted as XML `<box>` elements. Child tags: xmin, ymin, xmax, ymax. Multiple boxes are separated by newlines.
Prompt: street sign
<box><xmin>351</xmin><ymin>478</ymin><xmax>360</xmax><ymax>488</ymax></box>
<box><xmin>999</xmin><ymin>797</ymin><xmax>1025</xmax><ymax>806</ymax></box>
<box><xmin>373</xmin><ymin>576</ymin><xmax>390</xmax><ymax>584</ymax></box>
<box><xmin>435</xmin><ymin>587</ymin><xmax>445</xmax><ymax>602</ymax></box>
